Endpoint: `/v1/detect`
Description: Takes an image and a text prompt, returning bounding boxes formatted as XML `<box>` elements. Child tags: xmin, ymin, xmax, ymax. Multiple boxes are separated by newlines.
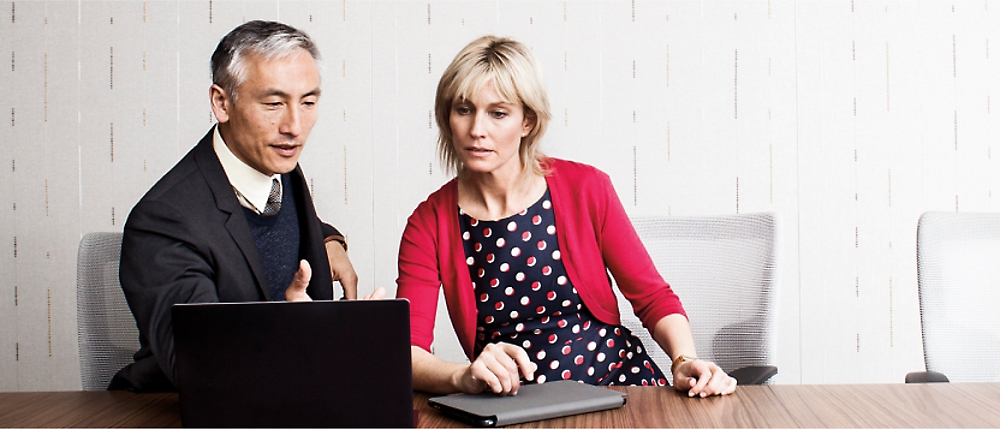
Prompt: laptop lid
<box><xmin>428</xmin><ymin>380</ymin><xmax>627</xmax><ymax>427</ymax></box>
<box><xmin>172</xmin><ymin>299</ymin><xmax>413</xmax><ymax>428</ymax></box>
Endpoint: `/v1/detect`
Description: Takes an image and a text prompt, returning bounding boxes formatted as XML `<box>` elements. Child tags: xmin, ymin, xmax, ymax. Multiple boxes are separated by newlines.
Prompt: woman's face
<box><xmin>450</xmin><ymin>82</ymin><xmax>535</xmax><ymax>178</ymax></box>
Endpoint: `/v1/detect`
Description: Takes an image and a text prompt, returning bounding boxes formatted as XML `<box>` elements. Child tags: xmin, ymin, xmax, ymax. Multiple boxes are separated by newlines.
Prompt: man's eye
<box><xmin>264</xmin><ymin>102</ymin><xmax>282</xmax><ymax>108</ymax></box>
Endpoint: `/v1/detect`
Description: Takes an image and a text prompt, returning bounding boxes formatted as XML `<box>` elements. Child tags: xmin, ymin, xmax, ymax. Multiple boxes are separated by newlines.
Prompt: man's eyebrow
<box><xmin>259</xmin><ymin>88</ymin><xmax>322</xmax><ymax>98</ymax></box>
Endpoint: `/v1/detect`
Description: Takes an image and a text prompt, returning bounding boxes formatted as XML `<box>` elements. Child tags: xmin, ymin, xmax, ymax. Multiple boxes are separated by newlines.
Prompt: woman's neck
<box><xmin>458</xmin><ymin>169</ymin><xmax>546</xmax><ymax>221</ymax></box>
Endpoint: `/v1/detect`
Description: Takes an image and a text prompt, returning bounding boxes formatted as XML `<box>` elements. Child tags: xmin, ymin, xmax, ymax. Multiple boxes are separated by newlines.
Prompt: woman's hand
<box><xmin>673</xmin><ymin>358</ymin><xmax>737</xmax><ymax>397</ymax></box>
<box><xmin>455</xmin><ymin>342</ymin><xmax>537</xmax><ymax>396</ymax></box>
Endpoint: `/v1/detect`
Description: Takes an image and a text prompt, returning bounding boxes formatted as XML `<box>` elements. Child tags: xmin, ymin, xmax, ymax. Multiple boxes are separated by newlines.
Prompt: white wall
<box><xmin>1</xmin><ymin>0</ymin><xmax>997</xmax><ymax>391</ymax></box>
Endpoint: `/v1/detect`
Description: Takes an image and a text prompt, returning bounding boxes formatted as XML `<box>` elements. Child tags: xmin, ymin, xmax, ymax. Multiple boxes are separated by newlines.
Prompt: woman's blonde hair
<box><xmin>435</xmin><ymin>36</ymin><xmax>552</xmax><ymax>177</ymax></box>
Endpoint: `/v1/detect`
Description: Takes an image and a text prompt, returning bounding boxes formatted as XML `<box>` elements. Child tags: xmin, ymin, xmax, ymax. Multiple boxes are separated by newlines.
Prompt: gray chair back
<box><xmin>615</xmin><ymin>213</ymin><xmax>780</xmax><ymax>384</ymax></box>
<box><xmin>76</xmin><ymin>232</ymin><xmax>137</xmax><ymax>390</ymax></box>
<box><xmin>914</xmin><ymin>212</ymin><xmax>1000</xmax><ymax>382</ymax></box>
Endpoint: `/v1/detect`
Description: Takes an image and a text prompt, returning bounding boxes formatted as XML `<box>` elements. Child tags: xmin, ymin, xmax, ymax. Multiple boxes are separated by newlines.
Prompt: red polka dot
<box><xmin>526</xmin><ymin>256</ymin><xmax>537</xmax><ymax>267</ymax></box>
<box><xmin>531</xmin><ymin>281</ymin><xmax>542</xmax><ymax>291</ymax></box>
<box><xmin>537</xmin><ymin>240</ymin><xmax>547</xmax><ymax>251</ymax></box>
<box><xmin>548</xmin><ymin>334</ymin><xmax>558</xmax><ymax>344</ymax></box>
<box><xmin>477</xmin><ymin>268</ymin><xmax>485</xmax><ymax>278</ymax></box>
<box><xmin>561</xmin><ymin>370</ymin><xmax>572</xmax><ymax>380</ymax></box>
<box><xmin>485</xmin><ymin>316</ymin><xmax>494</xmax><ymax>324</ymax></box>
<box><xmin>474</xmin><ymin>242</ymin><xmax>483</xmax><ymax>252</ymax></box>
<box><xmin>607</xmin><ymin>339</ymin><xmax>615</xmax><ymax>348</ymax></box>
<box><xmin>540</xmin><ymin>316</ymin><xmax>550</xmax><ymax>324</ymax></box>
<box><xmin>561</xmin><ymin>345</ymin><xmax>572</xmax><ymax>355</ymax></box>
<box><xmin>536</xmin><ymin>306</ymin><xmax>546</xmax><ymax>314</ymax></box>
<box><xmin>486</xmin><ymin>253</ymin><xmax>495</xmax><ymax>264</ymax></box>
<box><xmin>542</xmin><ymin>266</ymin><xmax>552</xmax><ymax>276</ymax></box>
<box><xmin>479</xmin><ymin>293</ymin><xmax>488</xmax><ymax>302</ymax></box>
<box><xmin>489</xmin><ymin>278</ymin><xmax>500</xmax><ymax>288</ymax></box>
<box><xmin>495</xmin><ymin>302</ymin><xmax>504</xmax><ymax>311</ymax></box>
<box><xmin>483</xmin><ymin>227</ymin><xmax>492</xmax><ymax>237</ymax></box>
<box><xmin>532</xmin><ymin>215</ymin><xmax>542</xmax><ymax>225</ymax></box>
<box><xmin>574</xmin><ymin>355</ymin><xmax>585</xmax><ymax>365</ymax></box>
<box><xmin>522</xmin><ymin>231</ymin><xmax>532</xmax><ymax>241</ymax></box>
<box><xmin>546</xmin><ymin>291</ymin><xmax>556</xmax><ymax>301</ymax></box>
<box><xmin>470</xmin><ymin>219</ymin><xmax>479</xmax><ymax>227</ymax></box>
<box><xmin>557</xmin><ymin>319</ymin><xmax>568</xmax><ymax>328</ymax></box>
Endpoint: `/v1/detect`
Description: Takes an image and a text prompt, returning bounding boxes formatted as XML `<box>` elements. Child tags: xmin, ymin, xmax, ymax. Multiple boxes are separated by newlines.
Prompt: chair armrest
<box><xmin>905</xmin><ymin>370</ymin><xmax>950</xmax><ymax>383</ymax></box>
<box><xmin>728</xmin><ymin>365</ymin><xmax>778</xmax><ymax>385</ymax></box>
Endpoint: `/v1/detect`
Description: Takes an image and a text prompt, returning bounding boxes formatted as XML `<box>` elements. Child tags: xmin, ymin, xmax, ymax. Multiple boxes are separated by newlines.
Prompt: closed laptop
<box><xmin>172</xmin><ymin>299</ymin><xmax>413</xmax><ymax>428</ymax></box>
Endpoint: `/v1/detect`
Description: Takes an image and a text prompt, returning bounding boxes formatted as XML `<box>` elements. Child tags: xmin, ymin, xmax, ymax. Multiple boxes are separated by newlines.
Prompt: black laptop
<box><xmin>172</xmin><ymin>299</ymin><xmax>414</xmax><ymax>428</ymax></box>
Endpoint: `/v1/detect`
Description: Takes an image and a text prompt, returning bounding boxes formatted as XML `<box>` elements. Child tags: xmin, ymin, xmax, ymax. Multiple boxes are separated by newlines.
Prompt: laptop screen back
<box><xmin>172</xmin><ymin>299</ymin><xmax>413</xmax><ymax>428</ymax></box>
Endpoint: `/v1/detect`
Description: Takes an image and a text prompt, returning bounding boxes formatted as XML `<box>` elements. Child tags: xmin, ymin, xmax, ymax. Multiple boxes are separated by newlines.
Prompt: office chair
<box><xmin>907</xmin><ymin>212</ymin><xmax>1000</xmax><ymax>383</ymax></box>
<box><xmin>614</xmin><ymin>213</ymin><xmax>780</xmax><ymax>385</ymax></box>
<box><xmin>76</xmin><ymin>232</ymin><xmax>138</xmax><ymax>390</ymax></box>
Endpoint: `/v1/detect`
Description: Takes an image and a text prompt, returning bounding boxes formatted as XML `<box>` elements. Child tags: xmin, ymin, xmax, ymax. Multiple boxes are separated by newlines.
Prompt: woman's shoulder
<box><xmin>544</xmin><ymin>157</ymin><xmax>612</xmax><ymax>186</ymax></box>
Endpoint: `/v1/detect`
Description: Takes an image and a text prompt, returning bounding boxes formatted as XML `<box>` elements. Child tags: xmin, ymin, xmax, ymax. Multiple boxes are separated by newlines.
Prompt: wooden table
<box><xmin>2</xmin><ymin>383</ymin><xmax>999</xmax><ymax>428</ymax></box>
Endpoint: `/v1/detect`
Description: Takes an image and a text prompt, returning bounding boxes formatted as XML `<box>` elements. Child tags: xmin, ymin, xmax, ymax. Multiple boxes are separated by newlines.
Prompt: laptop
<box><xmin>172</xmin><ymin>299</ymin><xmax>414</xmax><ymax>428</ymax></box>
<box><xmin>429</xmin><ymin>380</ymin><xmax>627</xmax><ymax>427</ymax></box>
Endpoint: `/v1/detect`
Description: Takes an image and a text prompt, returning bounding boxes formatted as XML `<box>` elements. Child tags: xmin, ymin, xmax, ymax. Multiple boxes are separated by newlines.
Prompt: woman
<box><xmin>396</xmin><ymin>35</ymin><xmax>736</xmax><ymax>398</ymax></box>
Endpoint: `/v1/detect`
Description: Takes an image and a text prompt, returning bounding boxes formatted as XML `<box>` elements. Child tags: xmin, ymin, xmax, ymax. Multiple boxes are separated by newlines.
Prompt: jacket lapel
<box><xmin>192</xmin><ymin>127</ymin><xmax>273</xmax><ymax>300</ymax></box>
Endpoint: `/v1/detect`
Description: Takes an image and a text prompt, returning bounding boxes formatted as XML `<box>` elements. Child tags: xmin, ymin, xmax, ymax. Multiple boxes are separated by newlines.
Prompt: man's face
<box><xmin>212</xmin><ymin>48</ymin><xmax>321</xmax><ymax>176</ymax></box>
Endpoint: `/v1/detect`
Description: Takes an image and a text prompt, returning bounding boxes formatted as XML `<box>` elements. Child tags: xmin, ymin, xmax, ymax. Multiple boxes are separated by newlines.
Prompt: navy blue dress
<box><xmin>460</xmin><ymin>189</ymin><xmax>668</xmax><ymax>386</ymax></box>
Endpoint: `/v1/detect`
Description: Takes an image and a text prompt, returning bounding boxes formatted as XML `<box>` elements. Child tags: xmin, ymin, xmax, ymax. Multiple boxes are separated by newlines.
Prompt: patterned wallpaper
<box><xmin>1</xmin><ymin>0</ymin><xmax>996</xmax><ymax>391</ymax></box>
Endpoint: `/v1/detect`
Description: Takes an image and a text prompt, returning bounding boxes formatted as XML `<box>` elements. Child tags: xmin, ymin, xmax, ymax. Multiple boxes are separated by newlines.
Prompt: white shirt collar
<box><xmin>213</xmin><ymin>126</ymin><xmax>281</xmax><ymax>213</ymax></box>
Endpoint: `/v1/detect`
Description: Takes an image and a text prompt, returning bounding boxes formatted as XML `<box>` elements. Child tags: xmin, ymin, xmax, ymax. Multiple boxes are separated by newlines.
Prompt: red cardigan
<box><xmin>396</xmin><ymin>158</ymin><xmax>686</xmax><ymax>358</ymax></box>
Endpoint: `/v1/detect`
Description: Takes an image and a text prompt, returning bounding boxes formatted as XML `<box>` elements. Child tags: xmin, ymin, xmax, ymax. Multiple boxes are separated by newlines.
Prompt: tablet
<box><xmin>428</xmin><ymin>380</ymin><xmax>627</xmax><ymax>427</ymax></box>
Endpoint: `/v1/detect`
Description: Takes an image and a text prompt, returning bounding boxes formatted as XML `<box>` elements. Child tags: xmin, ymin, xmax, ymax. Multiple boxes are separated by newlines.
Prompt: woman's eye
<box><xmin>455</xmin><ymin>106</ymin><xmax>472</xmax><ymax>115</ymax></box>
<box><xmin>491</xmin><ymin>111</ymin><xmax>508</xmax><ymax>119</ymax></box>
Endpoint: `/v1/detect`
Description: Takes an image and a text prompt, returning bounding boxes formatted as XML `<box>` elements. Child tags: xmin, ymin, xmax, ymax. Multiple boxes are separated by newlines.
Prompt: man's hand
<box><xmin>285</xmin><ymin>259</ymin><xmax>313</xmax><ymax>301</ymax></box>
<box><xmin>325</xmin><ymin>241</ymin><xmax>359</xmax><ymax>299</ymax></box>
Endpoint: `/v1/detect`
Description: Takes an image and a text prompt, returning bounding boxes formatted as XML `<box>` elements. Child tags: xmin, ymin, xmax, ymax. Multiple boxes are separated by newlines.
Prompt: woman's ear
<box><xmin>209</xmin><ymin>84</ymin><xmax>232</xmax><ymax>124</ymax></box>
<box><xmin>522</xmin><ymin>110</ymin><xmax>537</xmax><ymax>137</ymax></box>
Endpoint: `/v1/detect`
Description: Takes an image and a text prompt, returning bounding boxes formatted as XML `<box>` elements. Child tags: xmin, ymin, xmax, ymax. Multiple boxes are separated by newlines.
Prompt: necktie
<box><xmin>262</xmin><ymin>178</ymin><xmax>281</xmax><ymax>216</ymax></box>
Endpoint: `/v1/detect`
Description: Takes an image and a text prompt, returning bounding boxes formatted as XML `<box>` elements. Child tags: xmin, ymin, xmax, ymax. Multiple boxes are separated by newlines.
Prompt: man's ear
<box><xmin>210</xmin><ymin>84</ymin><xmax>231</xmax><ymax>124</ymax></box>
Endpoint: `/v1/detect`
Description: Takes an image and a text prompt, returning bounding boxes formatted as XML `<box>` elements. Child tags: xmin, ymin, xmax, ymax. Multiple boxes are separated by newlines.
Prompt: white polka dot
<box><xmin>619</xmin><ymin>374</ymin><xmax>627</xmax><ymax>383</ymax></box>
<box><xmin>499</xmin><ymin>263</ymin><xmax>510</xmax><ymax>272</ymax></box>
<box><xmin>547</xmin><ymin>225</ymin><xmax>556</xmax><ymax>235</ymax></box>
<box><xmin>537</xmin><ymin>350</ymin><xmax>546</xmax><ymax>360</ymax></box>
<box><xmin>533</xmin><ymin>329</ymin><xmax>541</xmax><ymax>335</ymax></box>
<box><xmin>515</xmin><ymin>272</ymin><xmax>525</xmax><ymax>282</ymax></box>
<box><xmin>496</xmin><ymin>237</ymin><xmax>506</xmax><ymax>248</ymax></box>
<box><xmin>507</xmin><ymin>221</ymin><xmax>518</xmax><ymax>232</ymax></box>
<box><xmin>599</xmin><ymin>328</ymin><xmax>607</xmax><ymax>337</ymax></box>
<box><xmin>597</xmin><ymin>352</ymin><xmax>606</xmax><ymax>362</ymax></box>
<box><xmin>537</xmin><ymin>375</ymin><xmax>546</xmax><ymax>384</ymax></box>
<box><xmin>562</xmin><ymin>299</ymin><xmax>572</xmax><ymax>307</ymax></box>
<box><xmin>550</xmin><ymin>360</ymin><xmax>560</xmax><ymax>370</ymax></box>
<box><xmin>510</xmin><ymin>310</ymin><xmax>520</xmax><ymax>319</ymax></box>
<box><xmin>542</xmin><ymin>200</ymin><xmax>552</xmax><ymax>209</ymax></box>
<box><xmin>637</xmin><ymin>346</ymin><xmax>643</xmax><ymax>354</ymax></box>
<box><xmin>520</xmin><ymin>296</ymin><xmax>530</xmax><ymax>306</ymax></box>
<box><xmin>516</xmin><ymin>323</ymin><xmax>525</xmax><ymax>332</ymax></box>
<box><xmin>510</xmin><ymin>247</ymin><xmax>521</xmax><ymax>257</ymax></box>
<box><xmin>466</xmin><ymin>257</ymin><xmax>474</xmax><ymax>266</ymax></box>
<box><xmin>552</xmin><ymin>250</ymin><xmax>561</xmax><ymax>260</ymax></box>
<box><xmin>463</xmin><ymin>231</ymin><xmax>471</xmax><ymax>240</ymax></box>
<box><xmin>572</xmin><ymin>324</ymin><xmax>580</xmax><ymax>334</ymax></box>
<box><xmin>557</xmin><ymin>275</ymin><xmax>567</xmax><ymax>286</ymax></box>
<box><xmin>522</xmin><ymin>339</ymin><xmax>531</xmax><ymax>349</ymax></box>
<box><xmin>587</xmin><ymin>341</ymin><xmax>597</xmax><ymax>351</ymax></box>
<box><xmin>627</xmin><ymin>352</ymin><xmax>634</xmax><ymax>360</ymax></box>
<box><xmin>588</xmin><ymin>367</ymin><xmax>595</xmax><ymax>376</ymax></box>
<box><xmin>504</xmin><ymin>286</ymin><xmax>514</xmax><ymax>296</ymax></box>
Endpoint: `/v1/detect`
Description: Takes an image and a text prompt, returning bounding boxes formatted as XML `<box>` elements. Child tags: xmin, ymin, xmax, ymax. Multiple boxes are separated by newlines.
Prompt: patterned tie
<box><xmin>262</xmin><ymin>178</ymin><xmax>281</xmax><ymax>216</ymax></box>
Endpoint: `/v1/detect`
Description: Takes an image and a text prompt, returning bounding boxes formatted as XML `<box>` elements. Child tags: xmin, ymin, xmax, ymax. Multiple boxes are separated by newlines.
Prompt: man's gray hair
<box><xmin>211</xmin><ymin>20</ymin><xmax>321</xmax><ymax>101</ymax></box>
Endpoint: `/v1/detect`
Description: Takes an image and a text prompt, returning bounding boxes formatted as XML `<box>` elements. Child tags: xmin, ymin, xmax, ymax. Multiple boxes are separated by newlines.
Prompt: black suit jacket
<box><xmin>110</xmin><ymin>128</ymin><xmax>340</xmax><ymax>392</ymax></box>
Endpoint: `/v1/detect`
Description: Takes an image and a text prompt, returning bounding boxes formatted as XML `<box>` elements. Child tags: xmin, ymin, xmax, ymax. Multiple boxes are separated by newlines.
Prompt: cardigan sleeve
<box><xmin>590</xmin><ymin>167</ymin><xmax>687</xmax><ymax>331</ymax></box>
<box><xmin>395</xmin><ymin>198</ymin><xmax>444</xmax><ymax>352</ymax></box>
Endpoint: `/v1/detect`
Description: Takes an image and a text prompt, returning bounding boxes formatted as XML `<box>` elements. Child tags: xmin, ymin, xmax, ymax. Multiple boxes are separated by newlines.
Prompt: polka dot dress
<box><xmin>460</xmin><ymin>189</ymin><xmax>668</xmax><ymax>387</ymax></box>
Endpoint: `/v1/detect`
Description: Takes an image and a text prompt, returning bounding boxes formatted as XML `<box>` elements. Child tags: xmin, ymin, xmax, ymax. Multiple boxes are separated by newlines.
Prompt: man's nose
<box><xmin>278</xmin><ymin>106</ymin><xmax>302</xmax><ymax>136</ymax></box>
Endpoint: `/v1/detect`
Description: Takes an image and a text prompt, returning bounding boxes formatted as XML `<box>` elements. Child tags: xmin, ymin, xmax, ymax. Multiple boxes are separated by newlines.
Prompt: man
<box><xmin>110</xmin><ymin>20</ymin><xmax>358</xmax><ymax>392</ymax></box>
